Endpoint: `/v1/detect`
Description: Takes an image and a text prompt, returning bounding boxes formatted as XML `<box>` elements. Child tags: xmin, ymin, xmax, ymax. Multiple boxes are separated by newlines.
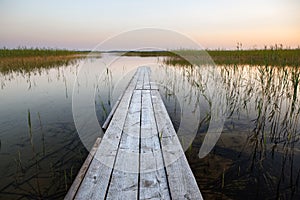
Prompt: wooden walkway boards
<box><xmin>65</xmin><ymin>67</ymin><xmax>202</xmax><ymax>200</ymax></box>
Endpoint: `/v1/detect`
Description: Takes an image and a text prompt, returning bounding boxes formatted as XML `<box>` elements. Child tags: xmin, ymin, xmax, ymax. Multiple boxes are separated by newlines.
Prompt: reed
<box><xmin>122</xmin><ymin>49</ymin><xmax>300</xmax><ymax>67</ymax></box>
<box><xmin>0</xmin><ymin>47</ymin><xmax>88</xmax><ymax>58</ymax></box>
<box><xmin>222</xmin><ymin>168</ymin><xmax>225</xmax><ymax>189</ymax></box>
<box><xmin>0</xmin><ymin>48</ymin><xmax>91</xmax><ymax>74</ymax></box>
<box><xmin>27</xmin><ymin>109</ymin><xmax>32</xmax><ymax>141</ymax></box>
<box><xmin>158</xmin><ymin>62</ymin><xmax>300</xmax><ymax>198</ymax></box>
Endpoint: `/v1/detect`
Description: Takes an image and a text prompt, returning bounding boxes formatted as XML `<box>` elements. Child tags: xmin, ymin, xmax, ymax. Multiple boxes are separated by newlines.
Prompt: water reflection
<box><xmin>0</xmin><ymin>54</ymin><xmax>299</xmax><ymax>199</ymax></box>
<box><xmin>159</xmin><ymin>61</ymin><xmax>300</xmax><ymax>199</ymax></box>
<box><xmin>0</xmin><ymin>59</ymin><xmax>87</xmax><ymax>199</ymax></box>
<box><xmin>0</xmin><ymin>55</ymin><xmax>162</xmax><ymax>199</ymax></box>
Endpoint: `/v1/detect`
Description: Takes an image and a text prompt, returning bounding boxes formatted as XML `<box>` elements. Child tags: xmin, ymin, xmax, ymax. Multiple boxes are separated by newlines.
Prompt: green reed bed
<box><xmin>0</xmin><ymin>48</ymin><xmax>91</xmax><ymax>74</ymax></box>
<box><xmin>0</xmin><ymin>48</ymin><xmax>89</xmax><ymax>58</ymax></box>
<box><xmin>208</xmin><ymin>49</ymin><xmax>300</xmax><ymax>66</ymax></box>
<box><xmin>122</xmin><ymin>49</ymin><xmax>300</xmax><ymax>67</ymax></box>
<box><xmin>160</xmin><ymin>63</ymin><xmax>300</xmax><ymax>199</ymax></box>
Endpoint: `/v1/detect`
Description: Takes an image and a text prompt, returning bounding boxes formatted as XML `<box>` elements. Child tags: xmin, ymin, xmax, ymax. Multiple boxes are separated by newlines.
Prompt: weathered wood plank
<box><xmin>105</xmin><ymin>89</ymin><xmax>142</xmax><ymax>199</ymax></box>
<box><xmin>150</xmin><ymin>81</ymin><xmax>159</xmax><ymax>90</ymax></box>
<box><xmin>64</xmin><ymin>138</ymin><xmax>102</xmax><ymax>200</ymax></box>
<box><xmin>151</xmin><ymin>89</ymin><xmax>203</xmax><ymax>200</ymax></box>
<box><xmin>143</xmin><ymin>67</ymin><xmax>151</xmax><ymax>90</ymax></box>
<box><xmin>135</xmin><ymin>67</ymin><xmax>145</xmax><ymax>90</ymax></box>
<box><xmin>74</xmin><ymin>69</ymin><xmax>140</xmax><ymax>200</ymax></box>
<box><xmin>103</xmin><ymin>68</ymin><xmax>144</xmax><ymax>130</ymax></box>
<box><xmin>139</xmin><ymin>89</ymin><xmax>171</xmax><ymax>200</ymax></box>
<box><xmin>70</xmin><ymin>67</ymin><xmax>202</xmax><ymax>200</ymax></box>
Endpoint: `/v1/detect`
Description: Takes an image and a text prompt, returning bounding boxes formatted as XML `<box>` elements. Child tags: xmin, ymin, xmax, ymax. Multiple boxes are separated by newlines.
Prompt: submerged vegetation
<box><xmin>0</xmin><ymin>47</ymin><xmax>299</xmax><ymax>199</ymax></box>
<box><xmin>156</xmin><ymin>63</ymin><xmax>300</xmax><ymax>199</ymax></box>
<box><xmin>0</xmin><ymin>48</ymin><xmax>92</xmax><ymax>74</ymax></box>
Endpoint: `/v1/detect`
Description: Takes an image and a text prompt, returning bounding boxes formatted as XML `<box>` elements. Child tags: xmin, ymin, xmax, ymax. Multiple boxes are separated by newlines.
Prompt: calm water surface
<box><xmin>0</xmin><ymin>53</ymin><xmax>299</xmax><ymax>199</ymax></box>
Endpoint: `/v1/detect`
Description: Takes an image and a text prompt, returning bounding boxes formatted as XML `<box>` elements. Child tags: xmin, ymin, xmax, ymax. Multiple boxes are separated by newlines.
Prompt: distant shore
<box><xmin>0</xmin><ymin>48</ymin><xmax>96</xmax><ymax>73</ymax></box>
<box><xmin>122</xmin><ymin>49</ymin><xmax>300</xmax><ymax>66</ymax></box>
<box><xmin>1</xmin><ymin>48</ymin><xmax>299</xmax><ymax>71</ymax></box>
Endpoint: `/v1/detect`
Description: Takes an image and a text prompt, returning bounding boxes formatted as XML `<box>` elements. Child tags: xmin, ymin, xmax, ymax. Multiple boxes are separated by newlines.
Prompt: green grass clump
<box><xmin>0</xmin><ymin>48</ymin><xmax>91</xmax><ymax>74</ymax></box>
<box><xmin>0</xmin><ymin>47</ymin><xmax>89</xmax><ymax>58</ymax></box>
<box><xmin>207</xmin><ymin>49</ymin><xmax>300</xmax><ymax>66</ymax></box>
<box><xmin>120</xmin><ymin>48</ymin><xmax>300</xmax><ymax>67</ymax></box>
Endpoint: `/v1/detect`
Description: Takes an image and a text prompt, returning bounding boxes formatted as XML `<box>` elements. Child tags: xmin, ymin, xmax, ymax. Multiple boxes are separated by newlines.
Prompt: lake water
<box><xmin>0</xmin><ymin>53</ymin><xmax>299</xmax><ymax>199</ymax></box>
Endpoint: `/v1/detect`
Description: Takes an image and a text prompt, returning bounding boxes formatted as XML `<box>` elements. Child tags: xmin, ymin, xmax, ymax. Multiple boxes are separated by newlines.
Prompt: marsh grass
<box><xmin>122</xmin><ymin>49</ymin><xmax>300</xmax><ymax>67</ymax></box>
<box><xmin>217</xmin><ymin>65</ymin><xmax>299</xmax><ymax>198</ymax></box>
<box><xmin>207</xmin><ymin>49</ymin><xmax>300</xmax><ymax>66</ymax></box>
<box><xmin>157</xmin><ymin>62</ymin><xmax>300</xmax><ymax>199</ymax></box>
<box><xmin>1</xmin><ymin>117</ymin><xmax>88</xmax><ymax>199</ymax></box>
<box><xmin>0</xmin><ymin>47</ymin><xmax>90</xmax><ymax>58</ymax></box>
<box><xmin>0</xmin><ymin>48</ymin><xmax>91</xmax><ymax>74</ymax></box>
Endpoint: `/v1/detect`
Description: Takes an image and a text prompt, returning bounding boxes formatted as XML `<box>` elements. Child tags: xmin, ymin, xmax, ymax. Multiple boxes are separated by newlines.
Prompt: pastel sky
<box><xmin>0</xmin><ymin>0</ymin><xmax>299</xmax><ymax>50</ymax></box>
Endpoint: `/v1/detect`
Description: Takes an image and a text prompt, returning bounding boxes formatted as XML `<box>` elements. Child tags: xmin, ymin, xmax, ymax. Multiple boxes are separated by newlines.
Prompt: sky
<box><xmin>0</xmin><ymin>0</ymin><xmax>299</xmax><ymax>50</ymax></box>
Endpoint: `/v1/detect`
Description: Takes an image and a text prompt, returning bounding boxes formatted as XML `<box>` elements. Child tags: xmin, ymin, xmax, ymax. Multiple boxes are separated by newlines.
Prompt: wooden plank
<box><xmin>106</xmin><ymin>89</ymin><xmax>141</xmax><ymax>199</ymax></box>
<box><xmin>69</xmin><ymin>67</ymin><xmax>202</xmax><ymax>200</ymax></box>
<box><xmin>74</xmin><ymin>69</ymin><xmax>141</xmax><ymax>200</ymax></box>
<box><xmin>64</xmin><ymin>137</ymin><xmax>102</xmax><ymax>200</ymax></box>
<box><xmin>141</xmin><ymin>67</ymin><xmax>158</xmax><ymax>90</ymax></box>
<box><xmin>150</xmin><ymin>81</ymin><xmax>159</xmax><ymax>90</ymax></box>
<box><xmin>143</xmin><ymin>67</ymin><xmax>151</xmax><ymax>90</ymax></box>
<box><xmin>135</xmin><ymin>67</ymin><xmax>145</xmax><ymax>90</ymax></box>
<box><xmin>103</xmin><ymin>68</ymin><xmax>144</xmax><ymax>130</ymax></box>
<box><xmin>139</xmin><ymin>89</ymin><xmax>171</xmax><ymax>200</ymax></box>
<box><xmin>151</xmin><ymin>89</ymin><xmax>203</xmax><ymax>200</ymax></box>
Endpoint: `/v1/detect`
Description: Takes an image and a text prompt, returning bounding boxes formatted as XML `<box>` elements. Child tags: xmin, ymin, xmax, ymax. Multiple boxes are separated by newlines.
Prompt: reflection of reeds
<box><xmin>100</xmin><ymin>100</ymin><xmax>108</xmax><ymax>117</ymax></box>
<box><xmin>222</xmin><ymin>168</ymin><xmax>225</xmax><ymax>189</ymax></box>
<box><xmin>2</xmin><ymin>134</ymin><xmax>88</xmax><ymax>199</ymax></box>
<box><xmin>106</xmin><ymin>68</ymin><xmax>113</xmax><ymax>107</ymax></box>
<box><xmin>64</xmin><ymin>169</ymin><xmax>68</xmax><ymax>191</ymax></box>
<box><xmin>17</xmin><ymin>150</ymin><xmax>24</xmax><ymax>173</ymax></box>
<box><xmin>223</xmin><ymin>65</ymin><xmax>299</xmax><ymax>198</ymax></box>
<box><xmin>158</xmin><ymin>61</ymin><xmax>300</xmax><ymax>198</ymax></box>
<box><xmin>0</xmin><ymin>55</ymin><xmax>99</xmax><ymax>199</ymax></box>
<box><xmin>0</xmin><ymin>108</ymin><xmax>88</xmax><ymax>199</ymax></box>
<box><xmin>27</xmin><ymin>109</ymin><xmax>32</xmax><ymax>143</ymax></box>
<box><xmin>96</xmin><ymin>67</ymin><xmax>114</xmax><ymax>122</ymax></box>
<box><xmin>37</xmin><ymin>112</ymin><xmax>45</xmax><ymax>156</ymax></box>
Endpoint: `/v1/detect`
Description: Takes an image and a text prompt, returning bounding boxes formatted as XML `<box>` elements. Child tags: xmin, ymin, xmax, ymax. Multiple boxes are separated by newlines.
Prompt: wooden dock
<box><xmin>65</xmin><ymin>67</ymin><xmax>202</xmax><ymax>200</ymax></box>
